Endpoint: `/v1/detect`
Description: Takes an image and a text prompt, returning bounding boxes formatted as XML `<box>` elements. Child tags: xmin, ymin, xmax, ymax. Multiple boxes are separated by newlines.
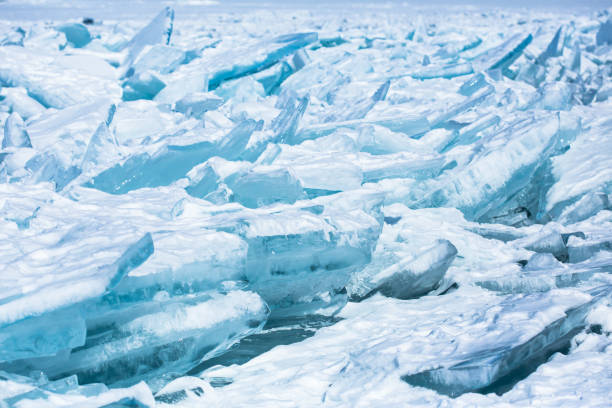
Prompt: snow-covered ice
<box><xmin>1</xmin><ymin>0</ymin><xmax>612</xmax><ymax>407</ymax></box>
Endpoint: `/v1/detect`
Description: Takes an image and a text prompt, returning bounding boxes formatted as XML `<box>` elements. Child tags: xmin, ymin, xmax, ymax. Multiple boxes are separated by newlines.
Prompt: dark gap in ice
<box><xmin>304</xmin><ymin>188</ymin><xmax>341</xmax><ymax>199</ymax></box>
<box><xmin>438</xmin><ymin>120</ymin><xmax>465</xmax><ymax>131</ymax></box>
<box><xmin>588</xmin><ymin>324</ymin><xmax>603</xmax><ymax>335</ymax></box>
<box><xmin>155</xmin><ymin>389</ymin><xmax>188</xmax><ymax>404</ymax></box>
<box><xmin>438</xmin><ymin>282</ymin><xmax>459</xmax><ymax>296</ymax></box>
<box><xmin>561</xmin><ymin>231</ymin><xmax>586</xmax><ymax>245</ymax></box>
<box><xmin>155</xmin><ymin>386</ymin><xmax>205</xmax><ymax>404</ymax></box>
<box><xmin>208</xmin><ymin>377</ymin><xmax>233</xmax><ymax>388</ymax></box>
<box><xmin>475</xmin><ymin>333</ymin><xmax>575</xmax><ymax>396</ymax></box>
<box><xmin>383</xmin><ymin>216</ymin><xmax>402</xmax><ymax>225</ymax></box>
<box><xmin>189</xmin><ymin>315</ymin><xmax>341</xmax><ymax>376</ymax></box>
<box><xmin>99</xmin><ymin>397</ymin><xmax>149</xmax><ymax>407</ymax></box>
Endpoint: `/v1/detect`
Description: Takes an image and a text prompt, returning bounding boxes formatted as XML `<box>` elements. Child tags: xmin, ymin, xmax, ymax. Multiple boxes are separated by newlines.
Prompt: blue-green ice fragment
<box><xmin>57</xmin><ymin>23</ymin><xmax>92</xmax><ymax>48</ymax></box>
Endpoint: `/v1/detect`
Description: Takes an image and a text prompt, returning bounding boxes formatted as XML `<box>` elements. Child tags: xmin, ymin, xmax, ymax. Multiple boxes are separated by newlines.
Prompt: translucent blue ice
<box><xmin>1</xmin><ymin>3</ymin><xmax>612</xmax><ymax>406</ymax></box>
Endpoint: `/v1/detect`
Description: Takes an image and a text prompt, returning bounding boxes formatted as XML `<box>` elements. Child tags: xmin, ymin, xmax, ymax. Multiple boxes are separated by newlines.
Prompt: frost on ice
<box><xmin>1</xmin><ymin>1</ymin><xmax>612</xmax><ymax>407</ymax></box>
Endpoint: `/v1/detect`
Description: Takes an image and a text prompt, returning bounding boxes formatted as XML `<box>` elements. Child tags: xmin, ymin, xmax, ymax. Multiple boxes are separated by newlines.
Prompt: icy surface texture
<box><xmin>2</xmin><ymin>1</ymin><xmax>612</xmax><ymax>407</ymax></box>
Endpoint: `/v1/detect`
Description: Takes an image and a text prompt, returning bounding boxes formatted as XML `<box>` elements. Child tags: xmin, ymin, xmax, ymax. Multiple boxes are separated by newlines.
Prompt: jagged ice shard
<box><xmin>1</xmin><ymin>1</ymin><xmax>612</xmax><ymax>407</ymax></box>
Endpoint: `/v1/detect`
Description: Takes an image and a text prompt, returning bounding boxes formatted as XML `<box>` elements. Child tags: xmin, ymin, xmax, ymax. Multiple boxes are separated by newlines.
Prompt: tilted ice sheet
<box><xmin>192</xmin><ymin>286</ymin><xmax>601</xmax><ymax>407</ymax></box>
<box><xmin>0</xmin><ymin>46</ymin><xmax>121</xmax><ymax>109</ymax></box>
<box><xmin>546</xmin><ymin>106</ymin><xmax>612</xmax><ymax>217</ymax></box>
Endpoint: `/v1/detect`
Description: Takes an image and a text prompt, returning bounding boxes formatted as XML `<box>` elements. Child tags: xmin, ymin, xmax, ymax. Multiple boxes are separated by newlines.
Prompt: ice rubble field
<box><xmin>1</xmin><ymin>0</ymin><xmax>612</xmax><ymax>406</ymax></box>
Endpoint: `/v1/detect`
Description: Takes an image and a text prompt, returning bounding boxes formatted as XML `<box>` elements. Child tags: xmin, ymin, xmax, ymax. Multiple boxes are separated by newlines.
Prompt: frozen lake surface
<box><xmin>1</xmin><ymin>0</ymin><xmax>612</xmax><ymax>407</ymax></box>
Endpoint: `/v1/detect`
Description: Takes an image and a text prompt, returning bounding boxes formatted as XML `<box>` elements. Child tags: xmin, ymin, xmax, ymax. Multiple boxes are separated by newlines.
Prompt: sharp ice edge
<box><xmin>1</xmin><ymin>2</ymin><xmax>612</xmax><ymax>407</ymax></box>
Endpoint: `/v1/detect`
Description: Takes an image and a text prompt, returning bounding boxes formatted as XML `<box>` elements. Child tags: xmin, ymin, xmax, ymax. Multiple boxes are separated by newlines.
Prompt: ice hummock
<box><xmin>402</xmin><ymin>287</ymin><xmax>605</xmax><ymax>397</ymax></box>
<box><xmin>2</xmin><ymin>2</ymin><xmax>612</xmax><ymax>406</ymax></box>
<box><xmin>346</xmin><ymin>239</ymin><xmax>457</xmax><ymax>301</ymax></box>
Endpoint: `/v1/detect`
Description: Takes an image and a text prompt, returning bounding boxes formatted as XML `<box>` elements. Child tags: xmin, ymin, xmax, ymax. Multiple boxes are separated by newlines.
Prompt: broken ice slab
<box><xmin>511</xmin><ymin>228</ymin><xmax>569</xmax><ymax>262</ymax></box>
<box><xmin>293</xmin><ymin>114</ymin><xmax>430</xmax><ymax>145</ymax></box>
<box><xmin>536</xmin><ymin>26</ymin><xmax>565</xmax><ymax>65</ymax></box>
<box><xmin>1</xmin><ymin>372</ymin><xmax>155</xmax><ymax>408</ymax></box>
<box><xmin>163</xmin><ymin>32</ymin><xmax>318</xmax><ymax>95</ymax></box>
<box><xmin>229</xmin><ymin>166</ymin><xmax>305</xmax><ymax>208</ymax></box>
<box><xmin>199</xmin><ymin>285</ymin><xmax>596</xmax><ymax>406</ymax></box>
<box><xmin>270</xmin><ymin>94</ymin><xmax>309</xmax><ymax>145</ymax></box>
<box><xmin>113</xmin><ymin>230</ymin><xmax>248</xmax><ymax>302</ymax></box>
<box><xmin>488</xmin><ymin>206</ymin><xmax>533</xmax><ymax>228</ymax></box>
<box><xmin>184</xmin><ymin>157</ymin><xmax>249</xmax><ymax>199</ymax></box>
<box><xmin>123</xmin><ymin>44</ymin><xmax>189</xmax><ymax>100</ymax></box>
<box><xmin>0</xmin><ymin>26</ymin><xmax>25</xmax><ymax>47</ymax></box>
<box><xmin>81</xmin><ymin>122</ymin><xmax>122</xmax><ymax>174</ymax></box>
<box><xmin>0</xmin><ymin>86</ymin><xmax>46</xmax><ymax>120</ymax></box>
<box><xmin>60</xmin><ymin>183</ymin><xmax>381</xmax><ymax>313</ymax></box>
<box><xmin>418</xmin><ymin>114</ymin><xmax>568</xmax><ymax>221</ymax></box>
<box><xmin>20</xmin><ymin>99</ymin><xmax>114</xmax><ymax>189</ymax></box>
<box><xmin>214</xmin><ymin>76</ymin><xmax>266</xmax><ymax>103</ymax></box>
<box><xmin>174</xmin><ymin>92</ymin><xmax>224</xmax><ymax>119</ymax></box>
<box><xmin>323</xmin><ymin>80</ymin><xmax>390</xmax><ymax>123</ymax></box>
<box><xmin>0</xmin><ymin>184</ymin><xmax>270</xmax><ymax>387</ymax></box>
<box><xmin>357</xmin><ymin>125</ymin><xmax>433</xmax><ymax>155</ymax></box>
<box><xmin>408</xmin><ymin>62</ymin><xmax>474</xmax><ymax>80</ymax></box>
<box><xmin>85</xmin><ymin>143</ymin><xmax>210</xmax><ymax>194</ymax></box>
<box><xmin>439</xmin><ymin>113</ymin><xmax>500</xmax><ymax>152</ymax></box>
<box><xmin>56</xmin><ymin>23</ymin><xmax>91</xmax><ymax>48</ymax></box>
<box><xmin>0</xmin><ymin>184</ymin><xmax>156</xmax><ymax>327</ymax></box>
<box><xmin>0</xmin><ymin>46</ymin><xmax>121</xmax><ymax>109</ymax></box>
<box><xmin>254</xmin><ymin>61</ymin><xmax>295</xmax><ymax>95</ymax></box>
<box><xmin>213</xmin><ymin>94</ymin><xmax>307</xmax><ymax>164</ymax></box>
<box><xmin>3</xmin><ymin>112</ymin><xmax>31</xmax><ymax>149</ymax></box>
<box><xmin>557</xmin><ymin>192</ymin><xmax>610</xmax><ymax>225</ymax></box>
<box><xmin>0</xmin><ymin>309</ymin><xmax>86</xmax><ymax>363</ymax></box>
<box><xmin>530</xmin><ymin>82</ymin><xmax>575</xmax><ymax>111</ymax></box>
<box><xmin>596</xmin><ymin>18</ymin><xmax>612</xmax><ymax>46</ymax></box>
<box><xmin>122</xmin><ymin>7</ymin><xmax>174</xmax><ymax>70</ymax></box>
<box><xmin>471</xmin><ymin>33</ymin><xmax>533</xmax><ymax>73</ymax></box>
<box><xmin>87</xmin><ymin>118</ymin><xmax>262</xmax><ymax>194</ymax></box>
<box><xmin>524</xmin><ymin>252</ymin><xmax>565</xmax><ymax>271</ymax></box>
<box><xmin>458</xmin><ymin>72</ymin><xmax>488</xmax><ymax>96</ymax></box>
<box><xmin>154</xmin><ymin>74</ymin><xmax>208</xmax><ymax>106</ymax></box>
<box><xmin>347</xmin><ymin>239</ymin><xmax>457</xmax><ymax>301</ymax></box>
<box><xmin>44</xmin><ymin>186</ymin><xmax>248</xmax><ymax>301</ymax></box>
<box><xmin>0</xmin><ymin>225</ymin><xmax>153</xmax><ymax>328</ymax></box>
<box><xmin>428</xmin><ymin>84</ymin><xmax>494</xmax><ymax>128</ymax></box>
<box><xmin>266</xmin><ymin>142</ymin><xmax>443</xmax><ymax>194</ymax></box>
<box><xmin>122</xmin><ymin>70</ymin><xmax>166</xmax><ymax>101</ymax></box>
<box><xmin>11</xmin><ymin>291</ymin><xmax>268</xmax><ymax>390</ymax></box>
<box><xmin>567</xmin><ymin>233</ymin><xmax>612</xmax><ymax>264</ymax></box>
<box><xmin>253</xmin><ymin>49</ymin><xmax>310</xmax><ymax>95</ymax></box>
<box><xmin>209</xmin><ymin>33</ymin><xmax>318</xmax><ymax>90</ymax></box>
<box><xmin>280</xmin><ymin>61</ymin><xmax>350</xmax><ymax>103</ymax></box>
<box><xmin>432</xmin><ymin>33</ymin><xmax>483</xmax><ymax>59</ymax></box>
<box><xmin>24</xmin><ymin>152</ymin><xmax>82</xmax><ymax>192</ymax></box>
<box><xmin>476</xmin><ymin>252</ymin><xmax>612</xmax><ymax>294</ymax></box>
<box><xmin>284</xmin><ymin>159</ymin><xmax>363</xmax><ymax>196</ymax></box>
<box><xmin>466</xmin><ymin>222</ymin><xmax>528</xmax><ymax>243</ymax></box>
<box><xmin>359</xmin><ymin>152</ymin><xmax>446</xmax><ymax>183</ymax></box>
<box><xmin>545</xmin><ymin>113</ymin><xmax>612</xmax><ymax>221</ymax></box>
<box><xmin>130</xmin><ymin>45</ymin><xmax>186</xmax><ymax>77</ymax></box>
<box><xmin>68</xmin><ymin>185</ymin><xmax>381</xmax><ymax>313</ymax></box>
<box><xmin>402</xmin><ymin>287</ymin><xmax>605</xmax><ymax>397</ymax></box>
<box><xmin>516</xmin><ymin>60</ymin><xmax>546</xmax><ymax>88</ymax></box>
<box><xmin>203</xmin><ymin>198</ymin><xmax>383</xmax><ymax>307</ymax></box>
